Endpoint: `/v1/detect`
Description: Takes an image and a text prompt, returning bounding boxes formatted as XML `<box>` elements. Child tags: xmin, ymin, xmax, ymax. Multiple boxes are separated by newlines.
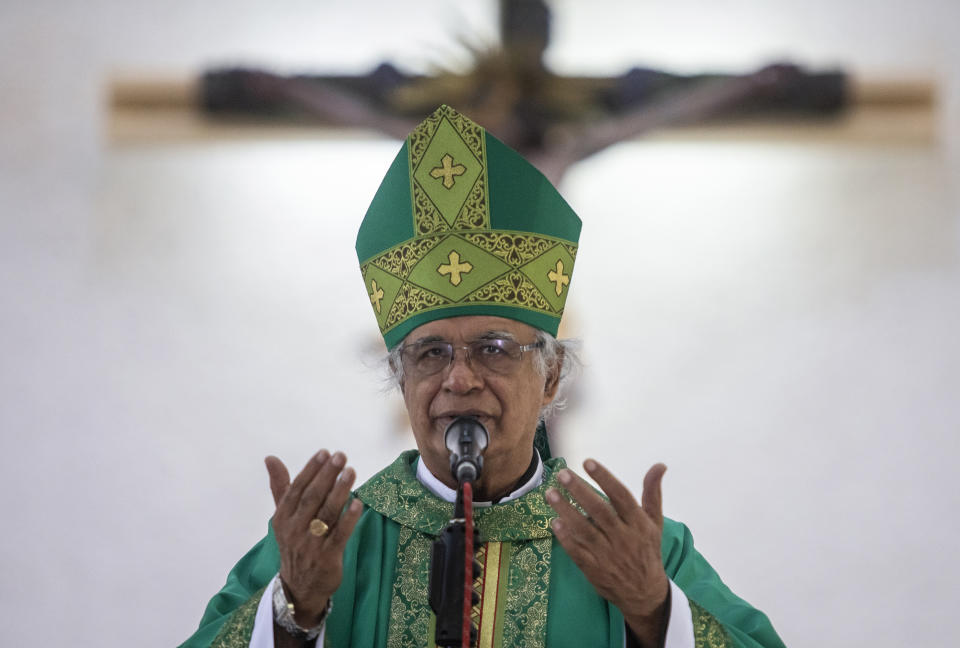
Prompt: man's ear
<box><xmin>542</xmin><ymin>347</ymin><xmax>564</xmax><ymax>403</ymax></box>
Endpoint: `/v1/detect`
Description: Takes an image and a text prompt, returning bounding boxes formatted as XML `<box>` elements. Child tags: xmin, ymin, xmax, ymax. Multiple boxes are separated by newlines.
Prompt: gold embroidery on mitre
<box><xmin>453</xmin><ymin>172</ymin><xmax>489</xmax><ymax>230</ymax></box>
<box><xmin>408</xmin><ymin>107</ymin><xmax>489</xmax><ymax>236</ymax></box>
<box><xmin>546</xmin><ymin>259</ymin><xmax>570</xmax><ymax>296</ymax></box>
<box><xmin>384</xmin><ymin>283</ymin><xmax>448</xmax><ymax>329</ymax></box>
<box><xmin>362</xmin><ymin>229</ymin><xmax>577</xmax><ymax>337</ymax></box>
<box><xmin>412</xmin><ymin>186</ymin><xmax>451</xmax><ymax>236</ymax></box>
<box><xmin>372</xmin><ymin>235</ymin><xmax>443</xmax><ymax>279</ymax></box>
<box><xmin>429</xmin><ymin>153</ymin><xmax>467</xmax><ymax>189</ymax></box>
<box><xmin>437</xmin><ymin>250</ymin><xmax>473</xmax><ymax>286</ymax></box>
<box><xmin>460</xmin><ymin>231</ymin><xmax>557</xmax><ymax>266</ymax></box>
<box><xmin>464</xmin><ymin>271</ymin><xmax>555</xmax><ymax>314</ymax></box>
<box><xmin>369</xmin><ymin>279</ymin><xmax>385</xmax><ymax>313</ymax></box>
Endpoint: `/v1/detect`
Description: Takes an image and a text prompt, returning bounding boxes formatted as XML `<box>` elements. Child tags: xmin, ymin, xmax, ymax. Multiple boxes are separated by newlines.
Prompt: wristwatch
<box><xmin>272</xmin><ymin>577</ymin><xmax>332</xmax><ymax>641</ymax></box>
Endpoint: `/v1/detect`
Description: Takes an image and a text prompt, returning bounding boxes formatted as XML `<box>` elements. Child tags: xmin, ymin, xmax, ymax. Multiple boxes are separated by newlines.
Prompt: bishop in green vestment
<box><xmin>179</xmin><ymin>106</ymin><xmax>786</xmax><ymax>648</ymax></box>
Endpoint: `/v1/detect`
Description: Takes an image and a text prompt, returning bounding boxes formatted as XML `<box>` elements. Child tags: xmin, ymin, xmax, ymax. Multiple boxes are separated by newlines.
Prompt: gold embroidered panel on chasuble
<box><xmin>355</xmin><ymin>451</ymin><xmax>563</xmax><ymax>648</ymax></box>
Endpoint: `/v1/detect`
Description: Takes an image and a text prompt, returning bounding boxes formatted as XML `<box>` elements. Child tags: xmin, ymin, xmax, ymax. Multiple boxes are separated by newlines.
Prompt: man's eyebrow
<box><xmin>475</xmin><ymin>330</ymin><xmax>517</xmax><ymax>341</ymax></box>
<box><xmin>408</xmin><ymin>331</ymin><xmax>518</xmax><ymax>344</ymax></box>
<box><xmin>410</xmin><ymin>335</ymin><xmax>445</xmax><ymax>344</ymax></box>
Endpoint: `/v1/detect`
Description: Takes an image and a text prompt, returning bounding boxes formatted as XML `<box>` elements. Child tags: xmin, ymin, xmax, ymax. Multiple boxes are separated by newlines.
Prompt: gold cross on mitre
<box><xmin>429</xmin><ymin>154</ymin><xmax>467</xmax><ymax>189</ymax></box>
<box><xmin>438</xmin><ymin>250</ymin><xmax>473</xmax><ymax>286</ymax></box>
<box><xmin>547</xmin><ymin>259</ymin><xmax>570</xmax><ymax>296</ymax></box>
<box><xmin>369</xmin><ymin>279</ymin><xmax>385</xmax><ymax>312</ymax></box>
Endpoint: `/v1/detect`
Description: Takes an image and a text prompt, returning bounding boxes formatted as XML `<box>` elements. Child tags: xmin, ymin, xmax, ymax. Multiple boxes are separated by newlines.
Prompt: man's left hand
<box><xmin>546</xmin><ymin>460</ymin><xmax>669</xmax><ymax>647</ymax></box>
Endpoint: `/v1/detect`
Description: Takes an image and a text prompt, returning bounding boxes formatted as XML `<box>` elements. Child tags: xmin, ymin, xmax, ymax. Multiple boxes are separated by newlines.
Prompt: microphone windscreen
<box><xmin>444</xmin><ymin>417</ymin><xmax>489</xmax><ymax>455</ymax></box>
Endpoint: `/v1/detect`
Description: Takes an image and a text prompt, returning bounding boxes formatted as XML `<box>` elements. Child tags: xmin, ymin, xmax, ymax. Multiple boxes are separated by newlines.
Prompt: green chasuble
<box><xmin>181</xmin><ymin>452</ymin><xmax>784</xmax><ymax>648</ymax></box>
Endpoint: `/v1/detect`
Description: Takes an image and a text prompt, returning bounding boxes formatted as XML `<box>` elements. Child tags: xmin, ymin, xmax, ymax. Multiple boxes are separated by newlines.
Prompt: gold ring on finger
<box><xmin>309</xmin><ymin>518</ymin><xmax>330</xmax><ymax>537</ymax></box>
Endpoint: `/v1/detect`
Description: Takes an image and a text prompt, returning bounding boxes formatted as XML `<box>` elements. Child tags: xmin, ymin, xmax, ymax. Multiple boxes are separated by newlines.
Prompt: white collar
<box><xmin>415</xmin><ymin>451</ymin><xmax>544</xmax><ymax>507</ymax></box>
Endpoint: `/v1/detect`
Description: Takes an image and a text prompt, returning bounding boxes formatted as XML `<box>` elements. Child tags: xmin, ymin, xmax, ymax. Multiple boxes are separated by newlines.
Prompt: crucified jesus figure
<box><xmin>199</xmin><ymin>0</ymin><xmax>845</xmax><ymax>185</ymax></box>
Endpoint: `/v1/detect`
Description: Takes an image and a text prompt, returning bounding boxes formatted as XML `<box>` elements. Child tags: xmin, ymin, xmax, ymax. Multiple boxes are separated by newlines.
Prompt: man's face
<box><xmin>399</xmin><ymin>315</ymin><xmax>560</xmax><ymax>497</ymax></box>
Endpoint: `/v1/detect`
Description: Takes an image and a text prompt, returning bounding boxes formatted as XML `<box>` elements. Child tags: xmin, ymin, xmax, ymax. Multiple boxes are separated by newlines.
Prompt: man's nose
<box><xmin>441</xmin><ymin>347</ymin><xmax>484</xmax><ymax>392</ymax></box>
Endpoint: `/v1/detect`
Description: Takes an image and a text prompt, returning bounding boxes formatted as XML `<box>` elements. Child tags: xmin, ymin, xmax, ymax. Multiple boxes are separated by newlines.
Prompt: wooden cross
<box><xmin>112</xmin><ymin>1</ymin><xmax>932</xmax><ymax>184</ymax></box>
<box><xmin>438</xmin><ymin>251</ymin><xmax>473</xmax><ymax>286</ymax></box>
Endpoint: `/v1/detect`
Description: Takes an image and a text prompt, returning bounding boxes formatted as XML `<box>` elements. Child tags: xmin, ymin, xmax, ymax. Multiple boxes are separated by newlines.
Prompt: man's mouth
<box><xmin>432</xmin><ymin>411</ymin><xmax>493</xmax><ymax>431</ymax></box>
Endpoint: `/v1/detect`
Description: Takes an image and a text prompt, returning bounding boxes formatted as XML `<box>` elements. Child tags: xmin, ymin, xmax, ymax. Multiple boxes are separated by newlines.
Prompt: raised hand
<box><xmin>265</xmin><ymin>450</ymin><xmax>364</xmax><ymax>626</ymax></box>
<box><xmin>546</xmin><ymin>460</ymin><xmax>669</xmax><ymax>646</ymax></box>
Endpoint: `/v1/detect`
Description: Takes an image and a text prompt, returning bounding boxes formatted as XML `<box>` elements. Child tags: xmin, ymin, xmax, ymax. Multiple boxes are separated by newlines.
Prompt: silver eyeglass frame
<box><xmin>398</xmin><ymin>338</ymin><xmax>544</xmax><ymax>378</ymax></box>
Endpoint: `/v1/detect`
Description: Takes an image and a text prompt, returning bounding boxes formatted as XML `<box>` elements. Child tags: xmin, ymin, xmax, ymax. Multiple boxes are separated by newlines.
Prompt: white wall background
<box><xmin>0</xmin><ymin>1</ymin><xmax>957</xmax><ymax>646</ymax></box>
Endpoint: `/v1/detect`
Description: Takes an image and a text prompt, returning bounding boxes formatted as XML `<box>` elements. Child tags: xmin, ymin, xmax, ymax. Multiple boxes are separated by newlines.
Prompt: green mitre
<box><xmin>356</xmin><ymin>105</ymin><xmax>582</xmax><ymax>348</ymax></box>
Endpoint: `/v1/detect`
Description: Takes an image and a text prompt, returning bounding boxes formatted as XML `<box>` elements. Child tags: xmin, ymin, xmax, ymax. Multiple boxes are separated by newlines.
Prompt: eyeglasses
<box><xmin>399</xmin><ymin>338</ymin><xmax>544</xmax><ymax>378</ymax></box>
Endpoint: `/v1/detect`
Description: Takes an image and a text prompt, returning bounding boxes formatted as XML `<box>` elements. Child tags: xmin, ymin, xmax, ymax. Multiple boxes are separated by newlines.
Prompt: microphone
<box><xmin>444</xmin><ymin>417</ymin><xmax>489</xmax><ymax>483</ymax></box>
<box><xmin>432</xmin><ymin>417</ymin><xmax>487</xmax><ymax>646</ymax></box>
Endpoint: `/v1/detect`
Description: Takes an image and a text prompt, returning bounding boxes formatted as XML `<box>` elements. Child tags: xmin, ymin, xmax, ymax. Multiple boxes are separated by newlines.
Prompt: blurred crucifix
<box><xmin>189</xmin><ymin>0</ymin><xmax>849</xmax><ymax>185</ymax></box>
<box><xmin>156</xmin><ymin>0</ymin><xmax>848</xmax><ymax>446</ymax></box>
<box><xmin>107</xmin><ymin>0</ymin><xmax>930</xmax><ymax>446</ymax></box>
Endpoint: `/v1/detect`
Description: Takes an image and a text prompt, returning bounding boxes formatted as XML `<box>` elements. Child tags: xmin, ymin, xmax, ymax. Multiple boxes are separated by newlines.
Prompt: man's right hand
<box><xmin>265</xmin><ymin>450</ymin><xmax>364</xmax><ymax>627</ymax></box>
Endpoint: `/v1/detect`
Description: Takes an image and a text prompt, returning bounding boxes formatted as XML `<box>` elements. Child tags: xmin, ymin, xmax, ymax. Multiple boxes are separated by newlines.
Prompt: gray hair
<box><xmin>532</xmin><ymin>330</ymin><xmax>581</xmax><ymax>420</ymax></box>
<box><xmin>385</xmin><ymin>331</ymin><xmax>582</xmax><ymax>421</ymax></box>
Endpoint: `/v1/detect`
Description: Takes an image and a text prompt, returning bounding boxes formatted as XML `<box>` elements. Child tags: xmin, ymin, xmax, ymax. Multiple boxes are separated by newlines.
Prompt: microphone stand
<box><xmin>429</xmin><ymin>418</ymin><xmax>487</xmax><ymax>647</ymax></box>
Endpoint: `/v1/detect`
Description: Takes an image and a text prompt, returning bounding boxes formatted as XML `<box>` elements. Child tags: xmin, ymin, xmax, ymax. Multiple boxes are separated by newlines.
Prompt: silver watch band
<box><xmin>271</xmin><ymin>576</ymin><xmax>331</xmax><ymax>641</ymax></box>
